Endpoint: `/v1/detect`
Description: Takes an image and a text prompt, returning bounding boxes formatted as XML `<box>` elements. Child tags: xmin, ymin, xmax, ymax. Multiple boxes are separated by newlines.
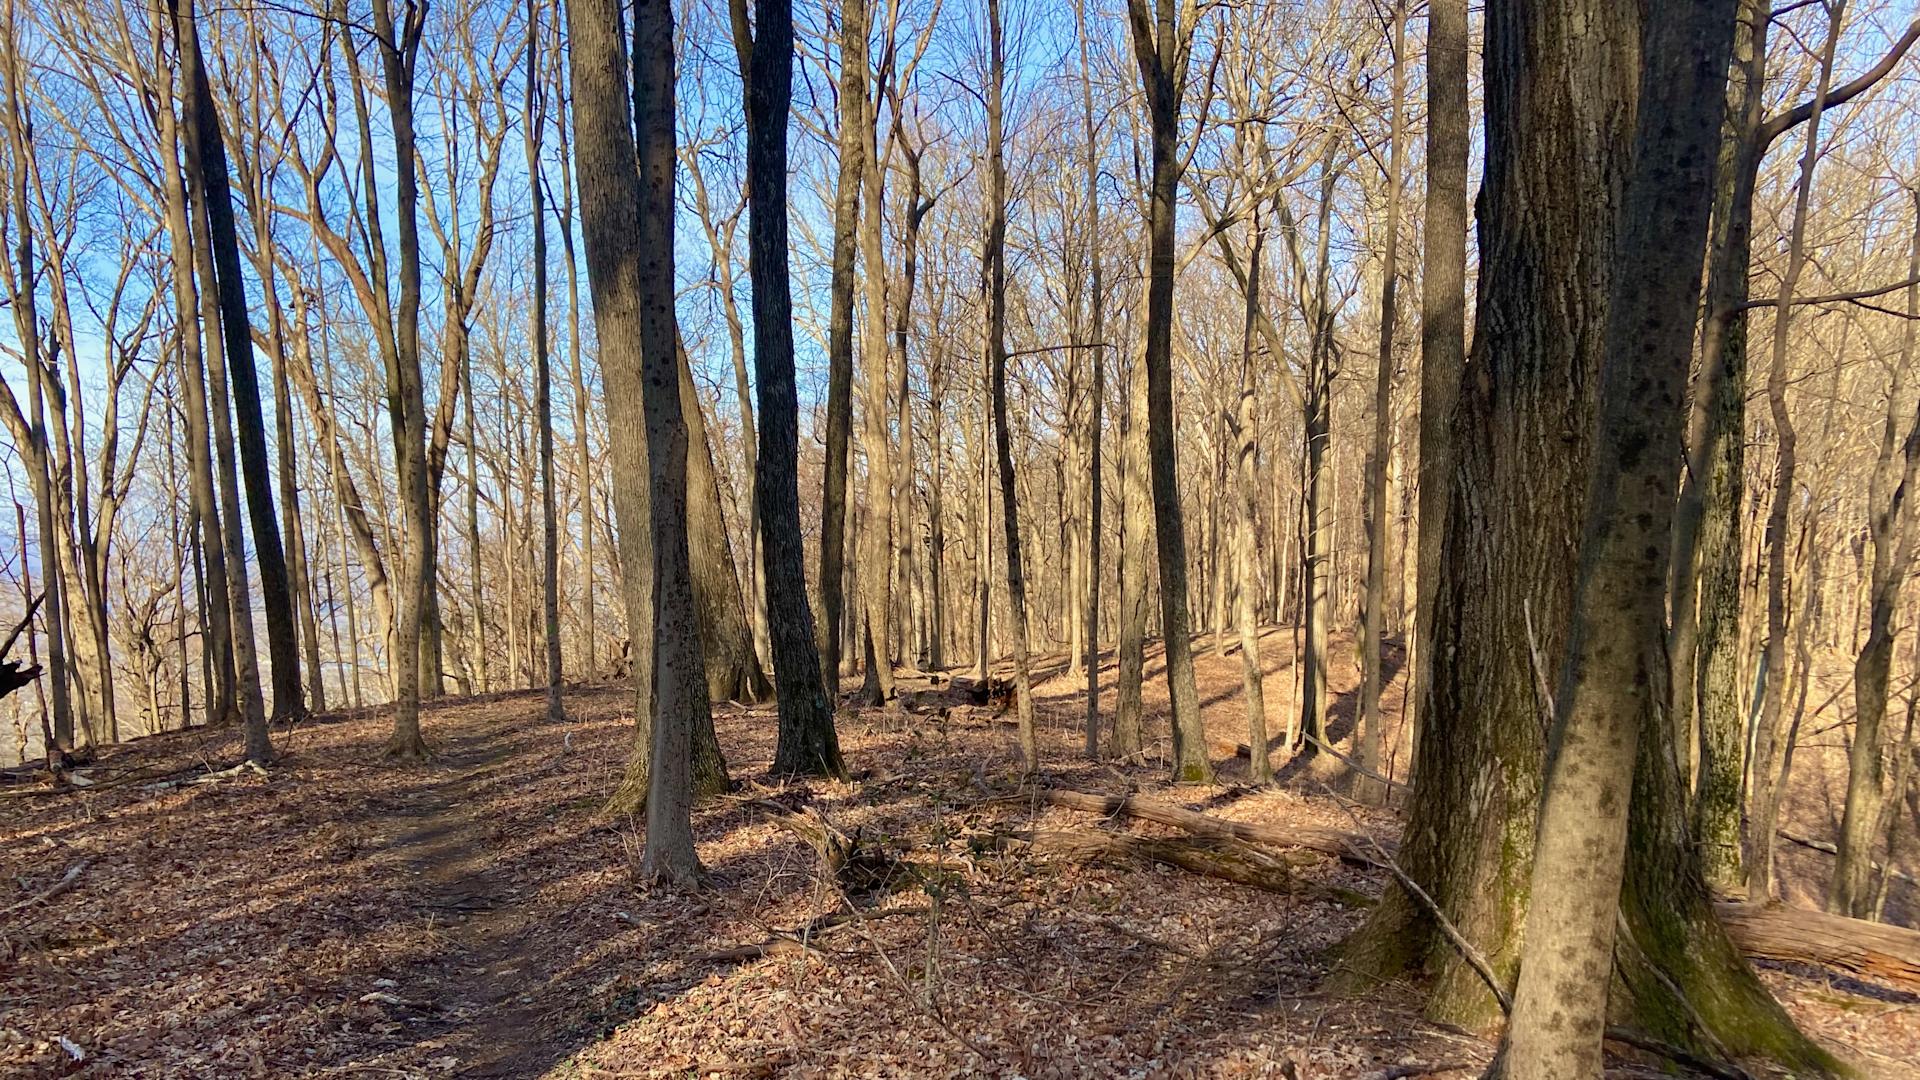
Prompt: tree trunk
<box><xmin>981</xmin><ymin>0</ymin><xmax>1034</xmax><ymax>769</ymax></box>
<box><xmin>175</xmin><ymin>0</ymin><xmax>301</xmax><ymax>735</ymax></box>
<box><xmin>364</xmin><ymin>0</ymin><xmax>431</xmax><ymax>761</ymax></box>
<box><xmin>1357</xmin><ymin>1</ymin><xmax>1408</xmax><ymax>805</ymax></box>
<box><xmin>0</xmin><ymin>17</ymin><xmax>75</xmax><ymax>751</ymax></box>
<box><xmin>1235</xmin><ymin>204</ymin><xmax>1270</xmax><ymax>784</ymax></box>
<box><xmin>1114</xmin><ymin>332</ymin><xmax>1150</xmax><ymax>761</ymax></box>
<box><xmin>678</xmin><ymin>337</ymin><xmax>772</xmax><ymax>703</ymax></box>
<box><xmin>1337</xmin><ymin>0</ymin><xmax>1635</xmax><ymax>1028</ymax></box>
<box><xmin>817</xmin><ymin>0</ymin><xmax>867</xmax><ymax>692</ymax></box>
<box><xmin>1077</xmin><ymin>0</ymin><xmax>1104</xmax><ymax>760</ymax></box>
<box><xmin>1498</xmin><ymin>5</ymin><xmax>1736</xmax><ymax>1073</ymax></box>
<box><xmin>628</xmin><ymin>0</ymin><xmax>706</xmax><ymax>886</ymax></box>
<box><xmin>855</xmin><ymin>21</ymin><xmax>895</xmax><ymax>707</ymax></box>
<box><xmin>1125</xmin><ymin>0</ymin><xmax>1210</xmax><ymax>783</ymax></box>
<box><xmin>527</xmin><ymin>0</ymin><xmax>564</xmax><ymax>727</ymax></box>
<box><xmin>1748</xmin><ymin>0</ymin><xmax>1846</xmax><ymax>902</ymax></box>
<box><xmin>1833</xmin><ymin>192</ymin><xmax>1920</xmax><ymax>917</ymax></box>
<box><xmin>1297</xmin><ymin>148</ymin><xmax>1339</xmax><ymax>772</ymax></box>
<box><xmin>733</xmin><ymin>0</ymin><xmax>845</xmax><ymax>780</ymax></box>
<box><xmin>1683</xmin><ymin>0</ymin><xmax>1768</xmax><ymax>892</ymax></box>
<box><xmin>1406</xmin><ymin>0</ymin><xmax>1468</xmax><ymax>794</ymax></box>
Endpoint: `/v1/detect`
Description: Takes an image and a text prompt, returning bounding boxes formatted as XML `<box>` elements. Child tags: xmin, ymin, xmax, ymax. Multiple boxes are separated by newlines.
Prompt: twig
<box><xmin>0</xmin><ymin>592</ymin><xmax>43</xmax><ymax>660</ymax></box>
<box><xmin>1778</xmin><ymin>829</ymin><xmax>1919</xmax><ymax>885</ymax></box>
<box><xmin>2</xmin><ymin>859</ymin><xmax>90</xmax><ymax>916</ymax></box>
<box><xmin>698</xmin><ymin>905</ymin><xmax>929</xmax><ymax>963</ymax></box>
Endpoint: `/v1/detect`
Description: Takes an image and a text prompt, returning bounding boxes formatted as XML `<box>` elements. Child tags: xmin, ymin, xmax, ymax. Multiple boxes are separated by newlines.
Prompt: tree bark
<box><xmin>1498</xmin><ymin>5</ymin><xmax>1735</xmax><ymax>1074</ymax></box>
<box><xmin>1357</xmin><ymin>1</ymin><xmax>1408</xmax><ymax>805</ymax></box>
<box><xmin>817</xmin><ymin>0</ymin><xmax>868</xmax><ymax>692</ymax></box>
<box><xmin>1833</xmin><ymin>191</ymin><xmax>1920</xmax><ymax>917</ymax></box>
<box><xmin>981</xmin><ymin>0</ymin><xmax>1035</xmax><ymax>769</ymax></box>
<box><xmin>1748</xmin><ymin>0</ymin><xmax>1846</xmax><ymax>902</ymax></box>
<box><xmin>364</xmin><ymin>0</ymin><xmax>431</xmax><ymax>760</ymax></box>
<box><xmin>527</xmin><ymin>0</ymin><xmax>564</xmax><ymax>727</ymax></box>
<box><xmin>0</xmin><ymin>14</ymin><xmax>75</xmax><ymax>751</ymax></box>
<box><xmin>1683</xmin><ymin>0</ymin><xmax>1769</xmax><ymax>893</ymax></box>
<box><xmin>1124</xmin><ymin>0</ymin><xmax>1211</xmax><ymax>783</ymax></box>
<box><xmin>1337</xmin><ymin>0</ymin><xmax>1635</xmax><ymax>1028</ymax></box>
<box><xmin>732</xmin><ymin>0</ymin><xmax>845</xmax><ymax>779</ymax></box>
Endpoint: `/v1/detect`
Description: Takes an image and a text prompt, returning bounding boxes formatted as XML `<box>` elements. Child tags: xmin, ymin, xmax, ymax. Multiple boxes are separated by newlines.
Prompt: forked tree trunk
<box><xmin>365</xmin><ymin>0</ymin><xmax>431</xmax><ymax>761</ymax></box>
<box><xmin>1498</xmin><ymin>4</ymin><xmax>1736</xmax><ymax>1072</ymax></box>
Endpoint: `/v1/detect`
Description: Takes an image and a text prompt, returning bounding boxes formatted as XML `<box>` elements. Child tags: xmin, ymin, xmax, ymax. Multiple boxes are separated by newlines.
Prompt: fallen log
<box><xmin>997</xmin><ymin>828</ymin><xmax>1374</xmax><ymax>907</ymax></box>
<box><xmin>1716</xmin><ymin>901</ymin><xmax>1920</xmax><ymax>992</ymax></box>
<box><xmin>1036</xmin><ymin>787</ymin><xmax>1386</xmax><ymax>865</ymax></box>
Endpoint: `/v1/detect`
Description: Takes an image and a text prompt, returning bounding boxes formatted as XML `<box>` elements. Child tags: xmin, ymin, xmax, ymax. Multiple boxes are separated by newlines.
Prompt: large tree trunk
<box><xmin>1337</xmin><ymin>0</ymin><xmax>1636</xmax><ymax>1029</ymax></box>
<box><xmin>1406</xmin><ymin>0</ymin><xmax>1468</xmax><ymax>773</ymax></box>
<box><xmin>855</xmin><ymin>18</ymin><xmax>896</xmax><ymax>707</ymax></box>
<box><xmin>1125</xmin><ymin>0</ymin><xmax>1210</xmax><ymax>783</ymax></box>
<box><xmin>733</xmin><ymin>0</ymin><xmax>845</xmax><ymax>780</ymax></box>
<box><xmin>1498</xmin><ymin>5</ymin><xmax>1735</xmax><ymax>1073</ymax></box>
<box><xmin>629</xmin><ymin>0</ymin><xmax>706</xmax><ymax>886</ymax></box>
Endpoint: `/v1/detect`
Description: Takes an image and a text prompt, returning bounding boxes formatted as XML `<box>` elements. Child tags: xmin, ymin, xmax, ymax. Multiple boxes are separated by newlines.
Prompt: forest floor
<box><xmin>1</xmin><ymin>627</ymin><xmax>1915</xmax><ymax>1078</ymax></box>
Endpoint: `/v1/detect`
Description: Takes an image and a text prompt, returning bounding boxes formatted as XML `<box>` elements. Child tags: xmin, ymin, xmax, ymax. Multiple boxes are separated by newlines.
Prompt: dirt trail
<box><xmin>378</xmin><ymin>717</ymin><xmax>571</xmax><ymax>1078</ymax></box>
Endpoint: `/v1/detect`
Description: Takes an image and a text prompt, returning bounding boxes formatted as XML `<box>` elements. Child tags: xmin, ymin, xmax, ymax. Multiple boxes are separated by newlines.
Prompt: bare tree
<box><xmin>733</xmin><ymin>0</ymin><xmax>845</xmax><ymax>779</ymax></box>
<box><xmin>1123</xmin><ymin>0</ymin><xmax>1210</xmax><ymax>783</ymax></box>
